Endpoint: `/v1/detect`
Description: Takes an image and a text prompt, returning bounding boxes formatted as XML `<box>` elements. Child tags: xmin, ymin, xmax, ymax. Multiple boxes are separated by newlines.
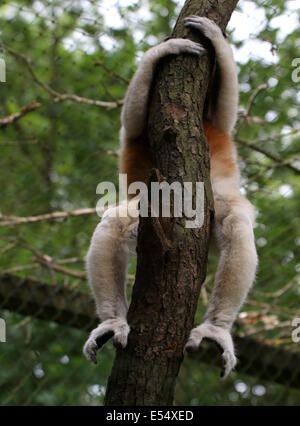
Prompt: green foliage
<box><xmin>0</xmin><ymin>0</ymin><xmax>299</xmax><ymax>405</ymax></box>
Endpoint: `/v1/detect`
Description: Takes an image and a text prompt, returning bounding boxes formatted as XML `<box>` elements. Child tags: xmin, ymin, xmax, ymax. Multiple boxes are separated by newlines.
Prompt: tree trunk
<box><xmin>104</xmin><ymin>0</ymin><xmax>238</xmax><ymax>406</ymax></box>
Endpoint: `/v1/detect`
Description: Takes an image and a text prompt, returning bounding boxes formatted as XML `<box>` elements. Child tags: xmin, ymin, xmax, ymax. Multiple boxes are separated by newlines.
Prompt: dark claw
<box><xmin>220</xmin><ymin>357</ymin><xmax>226</xmax><ymax>378</ymax></box>
<box><xmin>90</xmin><ymin>346</ymin><xmax>98</xmax><ymax>364</ymax></box>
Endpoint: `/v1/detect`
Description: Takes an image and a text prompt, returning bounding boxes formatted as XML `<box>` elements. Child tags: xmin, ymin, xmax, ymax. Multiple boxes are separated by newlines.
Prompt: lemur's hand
<box><xmin>184</xmin><ymin>16</ymin><xmax>223</xmax><ymax>41</ymax></box>
<box><xmin>83</xmin><ymin>318</ymin><xmax>130</xmax><ymax>364</ymax></box>
<box><xmin>161</xmin><ymin>38</ymin><xmax>206</xmax><ymax>56</ymax></box>
<box><xmin>185</xmin><ymin>323</ymin><xmax>237</xmax><ymax>378</ymax></box>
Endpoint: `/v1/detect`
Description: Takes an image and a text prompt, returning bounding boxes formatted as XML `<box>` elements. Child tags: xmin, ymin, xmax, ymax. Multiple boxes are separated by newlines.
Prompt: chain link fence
<box><xmin>0</xmin><ymin>0</ymin><xmax>300</xmax><ymax>405</ymax></box>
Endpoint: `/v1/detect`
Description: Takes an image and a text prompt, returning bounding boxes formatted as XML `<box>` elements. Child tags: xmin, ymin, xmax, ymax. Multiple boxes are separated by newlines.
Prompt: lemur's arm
<box><xmin>84</xmin><ymin>18</ymin><xmax>257</xmax><ymax>379</ymax></box>
<box><xmin>184</xmin><ymin>16</ymin><xmax>238</xmax><ymax>133</ymax></box>
<box><xmin>121</xmin><ymin>38</ymin><xmax>205</xmax><ymax>139</ymax></box>
<box><xmin>184</xmin><ymin>17</ymin><xmax>257</xmax><ymax>378</ymax></box>
<box><xmin>83</xmin><ymin>38</ymin><xmax>205</xmax><ymax>363</ymax></box>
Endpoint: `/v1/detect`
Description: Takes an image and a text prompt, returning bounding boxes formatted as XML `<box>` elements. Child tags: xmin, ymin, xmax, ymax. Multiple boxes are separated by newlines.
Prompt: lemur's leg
<box><xmin>184</xmin><ymin>16</ymin><xmax>238</xmax><ymax>133</ymax></box>
<box><xmin>121</xmin><ymin>38</ymin><xmax>206</xmax><ymax>139</ymax></box>
<box><xmin>83</xmin><ymin>200</ymin><xmax>139</xmax><ymax>363</ymax></box>
<box><xmin>186</xmin><ymin>182</ymin><xmax>258</xmax><ymax>377</ymax></box>
<box><xmin>183</xmin><ymin>17</ymin><xmax>252</xmax><ymax>378</ymax></box>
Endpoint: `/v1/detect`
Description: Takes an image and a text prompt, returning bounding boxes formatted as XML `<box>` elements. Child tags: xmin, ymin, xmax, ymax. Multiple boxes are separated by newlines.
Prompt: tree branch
<box><xmin>236</xmin><ymin>138</ymin><xmax>300</xmax><ymax>174</ymax></box>
<box><xmin>3</xmin><ymin>45</ymin><xmax>123</xmax><ymax>110</ymax></box>
<box><xmin>241</xmin><ymin>83</ymin><xmax>268</xmax><ymax>124</ymax></box>
<box><xmin>0</xmin><ymin>102</ymin><xmax>41</xmax><ymax>129</ymax></box>
<box><xmin>0</xmin><ymin>207</ymin><xmax>98</xmax><ymax>227</ymax></box>
<box><xmin>21</xmin><ymin>241</ymin><xmax>87</xmax><ymax>280</ymax></box>
<box><xmin>94</xmin><ymin>60</ymin><xmax>129</xmax><ymax>85</ymax></box>
<box><xmin>104</xmin><ymin>0</ymin><xmax>239</xmax><ymax>406</ymax></box>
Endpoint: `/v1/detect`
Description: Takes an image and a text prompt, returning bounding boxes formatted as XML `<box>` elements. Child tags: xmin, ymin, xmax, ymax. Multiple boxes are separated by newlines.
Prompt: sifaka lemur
<box><xmin>83</xmin><ymin>17</ymin><xmax>258</xmax><ymax>378</ymax></box>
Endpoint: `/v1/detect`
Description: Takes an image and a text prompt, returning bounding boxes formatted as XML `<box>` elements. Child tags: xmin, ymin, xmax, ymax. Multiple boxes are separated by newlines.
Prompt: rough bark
<box><xmin>104</xmin><ymin>0</ymin><xmax>239</xmax><ymax>406</ymax></box>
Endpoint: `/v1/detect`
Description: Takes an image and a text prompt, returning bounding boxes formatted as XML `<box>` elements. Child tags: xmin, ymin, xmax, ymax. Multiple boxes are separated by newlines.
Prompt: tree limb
<box><xmin>104</xmin><ymin>0</ymin><xmax>239</xmax><ymax>406</ymax></box>
<box><xmin>236</xmin><ymin>138</ymin><xmax>300</xmax><ymax>174</ymax></box>
<box><xmin>0</xmin><ymin>207</ymin><xmax>98</xmax><ymax>227</ymax></box>
<box><xmin>0</xmin><ymin>102</ymin><xmax>41</xmax><ymax>129</ymax></box>
<box><xmin>3</xmin><ymin>45</ymin><xmax>123</xmax><ymax>110</ymax></box>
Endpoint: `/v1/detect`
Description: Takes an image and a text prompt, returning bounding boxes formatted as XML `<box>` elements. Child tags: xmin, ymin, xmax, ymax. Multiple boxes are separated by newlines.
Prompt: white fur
<box><xmin>83</xmin><ymin>318</ymin><xmax>130</xmax><ymax>363</ymax></box>
<box><xmin>121</xmin><ymin>38</ymin><xmax>206</xmax><ymax>139</ymax></box>
<box><xmin>185</xmin><ymin>323</ymin><xmax>237</xmax><ymax>378</ymax></box>
<box><xmin>86</xmin><ymin>200</ymin><xmax>139</xmax><ymax>322</ymax></box>
<box><xmin>83</xmin><ymin>19</ymin><xmax>258</xmax><ymax>378</ymax></box>
<box><xmin>184</xmin><ymin>16</ymin><xmax>239</xmax><ymax>133</ymax></box>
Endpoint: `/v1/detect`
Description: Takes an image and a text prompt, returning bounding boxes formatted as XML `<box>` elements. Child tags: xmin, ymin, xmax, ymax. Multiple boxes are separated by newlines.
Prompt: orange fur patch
<box><xmin>120</xmin><ymin>137</ymin><xmax>153</xmax><ymax>188</ymax></box>
<box><xmin>120</xmin><ymin>121</ymin><xmax>238</xmax><ymax>190</ymax></box>
<box><xmin>203</xmin><ymin>121</ymin><xmax>238</xmax><ymax>179</ymax></box>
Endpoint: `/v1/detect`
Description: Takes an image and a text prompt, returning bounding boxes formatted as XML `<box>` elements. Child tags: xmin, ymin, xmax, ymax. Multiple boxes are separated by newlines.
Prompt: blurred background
<box><xmin>0</xmin><ymin>0</ymin><xmax>299</xmax><ymax>406</ymax></box>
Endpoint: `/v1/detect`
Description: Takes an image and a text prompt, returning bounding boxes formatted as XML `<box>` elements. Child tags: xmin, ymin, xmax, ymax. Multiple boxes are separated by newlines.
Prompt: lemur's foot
<box><xmin>185</xmin><ymin>323</ymin><xmax>237</xmax><ymax>378</ymax></box>
<box><xmin>184</xmin><ymin>16</ymin><xmax>223</xmax><ymax>41</ymax></box>
<box><xmin>83</xmin><ymin>318</ymin><xmax>130</xmax><ymax>364</ymax></box>
<box><xmin>165</xmin><ymin>38</ymin><xmax>206</xmax><ymax>56</ymax></box>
